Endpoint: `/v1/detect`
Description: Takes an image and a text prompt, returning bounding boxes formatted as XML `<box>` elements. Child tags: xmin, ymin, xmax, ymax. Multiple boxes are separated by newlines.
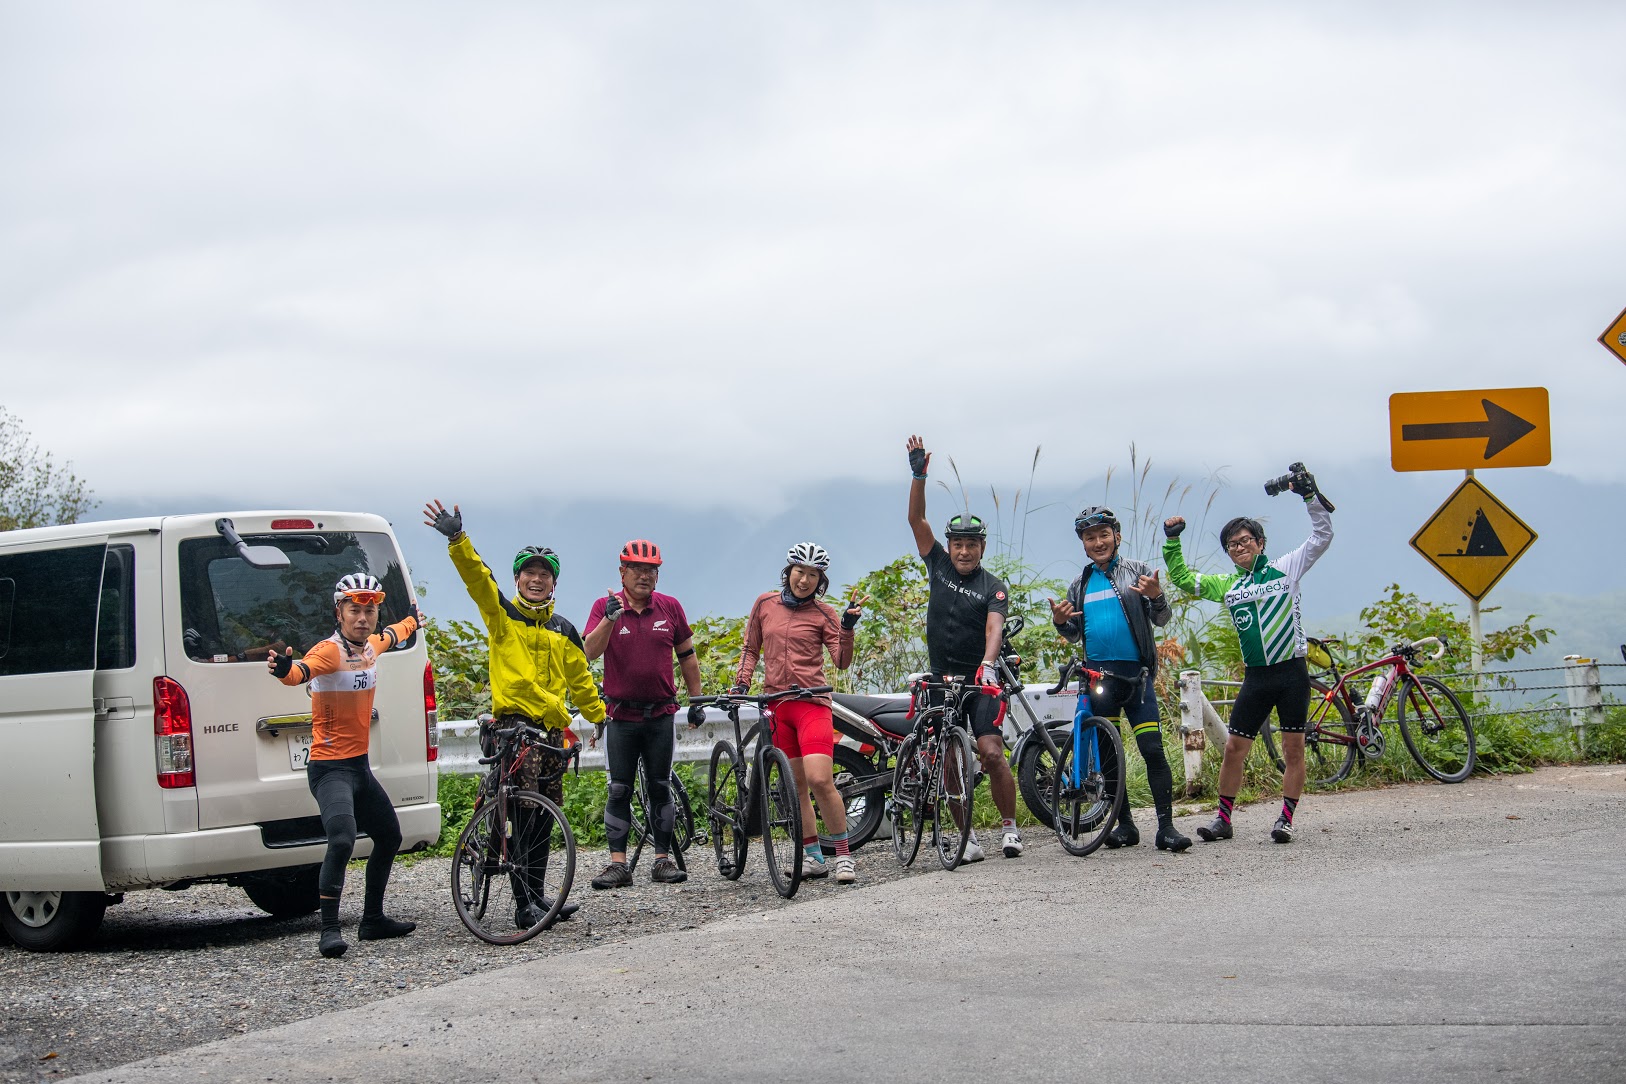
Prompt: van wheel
<box><xmin>1</xmin><ymin>890</ymin><xmax>108</xmax><ymax>952</ymax></box>
<box><xmin>241</xmin><ymin>866</ymin><xmax>321</xmax><ymax>918</ymax></box>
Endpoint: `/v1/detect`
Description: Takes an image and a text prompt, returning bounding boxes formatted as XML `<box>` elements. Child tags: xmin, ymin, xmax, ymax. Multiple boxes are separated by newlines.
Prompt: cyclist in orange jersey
<box><xmin>266</xmin><ymin>573</ymin><xmax>421</xmax><ymax>959</ymax></box>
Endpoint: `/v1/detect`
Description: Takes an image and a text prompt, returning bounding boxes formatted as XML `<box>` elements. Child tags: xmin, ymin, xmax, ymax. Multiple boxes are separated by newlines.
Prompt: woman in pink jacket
<box><xmin>733</xmin><ymin>543</ymin><xmax>867</xmax><ymax>883</ymax></box>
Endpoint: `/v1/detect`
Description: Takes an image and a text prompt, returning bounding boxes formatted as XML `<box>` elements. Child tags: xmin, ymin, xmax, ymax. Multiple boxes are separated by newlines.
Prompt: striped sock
<box><xmin>829</xmin><ymin>830</ymin><xmax>850</xmax><ymax>857</ymax></box>
<box><xmin>1281</xmin><ymin>795</ymin><xmax>1300</xmax><ymax>825</ymax></box>
<box><xmin>1218</xmin><ymin>795</ymin><xmax>1236</xmax><ymax>825</ymax></box>
<box><xmin>802</xmin><ymin>835</ymin><xmax>818</xmax><ymax>848</ymax></box>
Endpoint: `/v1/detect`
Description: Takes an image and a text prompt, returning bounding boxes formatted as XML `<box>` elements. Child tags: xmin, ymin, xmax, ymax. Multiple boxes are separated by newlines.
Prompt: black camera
<box><xmin>1264</xmin><ymin>462</ymin><xmax>1309</xmax><ymax>498</ymax></box>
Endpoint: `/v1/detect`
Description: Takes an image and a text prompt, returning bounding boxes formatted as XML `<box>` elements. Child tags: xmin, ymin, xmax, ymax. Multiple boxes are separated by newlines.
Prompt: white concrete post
<box><xmin>1178</xmin><ymin>670</ymin><xmax>1224</xmax><ymax>797</ymax></box>
<box><xmin>1563</xmin><ymin>656</ymin><xmax>1604</xmax><ymax>748</ymax></box>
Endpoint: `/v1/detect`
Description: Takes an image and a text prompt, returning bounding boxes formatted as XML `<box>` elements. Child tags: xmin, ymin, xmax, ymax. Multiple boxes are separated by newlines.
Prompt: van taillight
<box><xmin>270</xmin><ymin>519</ymin><xmax>316</xmax><ymax>529</ymax></box>
<box><xmin>424</xmin><ymin>662</ymin><xmax>439</xmax><ymax>762</ymax></box>
<box><xmin>153</xmin><ymin>676</ymin><xmax>195</xmax><ymax>788</ymax></box>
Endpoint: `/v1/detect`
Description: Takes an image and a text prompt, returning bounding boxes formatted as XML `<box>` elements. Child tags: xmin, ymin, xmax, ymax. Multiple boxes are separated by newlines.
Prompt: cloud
<box><xmin>3</xmin><ymin>0</ymin><xmax>1624</xmax><ymax>513</ymax></box>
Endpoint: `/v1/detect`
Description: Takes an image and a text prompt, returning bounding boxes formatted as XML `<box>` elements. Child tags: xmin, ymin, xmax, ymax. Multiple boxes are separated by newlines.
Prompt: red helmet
<box><xmin>619</xmin><ymin>539</ymin><xmax>663</xmax><ymax>566</ymax></box>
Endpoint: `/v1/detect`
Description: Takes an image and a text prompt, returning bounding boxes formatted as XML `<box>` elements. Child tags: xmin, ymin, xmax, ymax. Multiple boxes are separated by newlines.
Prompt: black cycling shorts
<box><xmin>1228</xmin><ymin>656</ymin><xmax>1311</xmax><ymax>740</ymax></box>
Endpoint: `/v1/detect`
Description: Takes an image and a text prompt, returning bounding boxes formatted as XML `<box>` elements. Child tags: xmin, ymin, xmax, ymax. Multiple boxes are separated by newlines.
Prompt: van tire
<box><xmin>1</xmin><ymin>890</ymin><xmax>108</xmax><ymax>951</ymax></box>
<box><xmin>241</xmin><ymin>865</ymin><xmax>321</xmax><ymax>918</ymax></box>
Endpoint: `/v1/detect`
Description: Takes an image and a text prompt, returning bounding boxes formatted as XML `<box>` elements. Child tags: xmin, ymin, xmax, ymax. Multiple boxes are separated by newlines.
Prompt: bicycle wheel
<box><xmin>1397</xmin><ymin>675</ymin><xmax>1476</xmax><ymax>783</ymax></box>
<box><xmin>1052</xmin><ymin>717</ymin><xmax>1124</xmax><ymax>857</ymax></box>
<box><xmin>452</xmin><ymin>789</ymin><xmax>576</xmax><ymax>946</ymax></box>
<box><xmin>670</xmin><ymin>773</ymin><xmax>696</xmax><ymax>854</ymax></box>
<box><xmin>1015</xmin><ymin>727</ymin><xmax>1063</xmax><ymax>830</ymax></box>
<box><xmin>708</xmin><ymin>742</ymin><xmax>749</xmax><ymax>879</ymax></box>
<box><xmin>822</xmin><ymin>744</ymin><xmax>886</xmax><ymax>854</ymax></box>
<box><xmin>1304</xmin><ymin>679</ymin><xmax>1358</xmax><ymax>787</ymax></box>
<box><xmin>932</xmin><ymin>726</ymin><xmax>976</xmax><ymax>871</ymax></box>
<box><xmin>890</xmin><ymin>732</ymin><xmax>927</xmax><ymax>867</ymax></box>
<box><xmin>759</xmin><ymin>747</ymin><xmax>804</xmax><ymax>899</ymax></box>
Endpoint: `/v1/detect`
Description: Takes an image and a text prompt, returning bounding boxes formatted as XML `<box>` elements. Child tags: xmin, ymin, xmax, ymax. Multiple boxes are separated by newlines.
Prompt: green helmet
<box><xmin>513</xmin><ymin>546</ymin><xmax>560</xmax><ymax>578</ymax></box>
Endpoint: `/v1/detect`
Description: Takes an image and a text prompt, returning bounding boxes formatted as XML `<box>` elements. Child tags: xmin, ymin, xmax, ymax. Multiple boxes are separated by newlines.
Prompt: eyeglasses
<box><xmin>622</xmin><ymin>566</ymin><xmax>659</xmax><ymax>578</ymax></box>
<box><xmin>1224</xmin><ymin>536</ymin><xmax>1260</xmax><ymax>551</ymax></box>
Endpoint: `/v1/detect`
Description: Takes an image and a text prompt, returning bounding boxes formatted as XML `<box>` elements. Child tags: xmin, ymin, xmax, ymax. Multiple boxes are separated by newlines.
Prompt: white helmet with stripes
<box><xmin>786</xmin><ymin>542</ymin><xmax>830</xmax><ymax>570</ymax></box>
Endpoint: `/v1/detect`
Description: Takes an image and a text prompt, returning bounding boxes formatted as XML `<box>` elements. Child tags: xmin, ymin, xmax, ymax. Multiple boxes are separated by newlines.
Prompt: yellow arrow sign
<box><xmin>1389</xmin><ymin>388</ymin><xmax>1550</xmax><ymax>472</ymax></box>
<box><xmin>1410</xmin><ymin>478</ymin><xmax>1537</xmax><ymax>602</ymax></box>
<box><xmin>1599</xmin><ymin>305</ymin><xmax>1626</xmax><ymax>367</ymax></box>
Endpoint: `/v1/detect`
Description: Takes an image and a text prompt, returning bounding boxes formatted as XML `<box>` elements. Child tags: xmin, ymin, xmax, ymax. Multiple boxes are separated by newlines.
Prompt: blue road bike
<box><xmin>1040</xmin><ymin>659</ymin><xmax>1128</xmax><ymax>857</ymax></box>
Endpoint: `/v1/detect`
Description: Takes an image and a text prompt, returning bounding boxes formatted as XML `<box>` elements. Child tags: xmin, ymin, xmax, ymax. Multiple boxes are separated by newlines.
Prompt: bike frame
<box><xmin>1316</xmin><ymin>636</ymin><xmax>1448</xmax><ymax>745</ymax></box>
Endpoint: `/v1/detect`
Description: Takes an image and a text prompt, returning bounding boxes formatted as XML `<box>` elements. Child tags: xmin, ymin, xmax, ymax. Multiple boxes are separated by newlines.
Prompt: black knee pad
<box><xmin>654</xmin><ymin>799</ymin><xmax>676</xmax><ymax>835</ymax></box>
<box><xmin>324</xmin><ymin>813</ymin><xmax>358</xmax><ymax>853</ymax></box>
<box><xmin>607</xmin><ymin>781</ymin><xmax>632</xmax><ymax>802</ymax></box>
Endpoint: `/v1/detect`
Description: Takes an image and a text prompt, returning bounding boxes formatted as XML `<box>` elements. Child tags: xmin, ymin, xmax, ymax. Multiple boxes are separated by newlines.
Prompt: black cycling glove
<box><xmin>1291</xmin><ymin>471</ymin><xmax>1336</xmax><ymax>512</ymax></box>
<box><xmin>686</xmin><ymin>703</ymin><xmax>707</xmax><ymax>727</ymax></box>
<box><xmin>841</xmin><ymin>607</ymin><xmax>861</xmax><ymax>630</ymax></box>
<box><xmin>603</xmin><ymin>592</ymin><xmax>624</xmax><ymax>622</ymax></box>
<box><xmin>907</xmin><ymin>445</ymin><xmax>927</xmax><ymax>478</ymax></box>
<box><xmin>429</xmin><ymin>506</ymin><xmax>462</xmax><ymax>540</ymax></box>
<box><xmin>1163</xmin><ymin>520</ymin><xmax>1186</xmax><ymax>539</ymax></box>
<box><xmin>269</xmin><ymin>652</ymin><xmax>294</xmax><ymax>679</ymax></box>
<box><xmin>729</xmin><ymin>683</ymin><xmax>749</xmax><ymax>696</ymax></box>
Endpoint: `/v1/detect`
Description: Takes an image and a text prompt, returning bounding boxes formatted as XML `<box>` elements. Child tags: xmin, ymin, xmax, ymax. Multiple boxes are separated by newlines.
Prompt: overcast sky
<box><xmin>3</xmin><ymin>1</ymin><xmax>1624</xmax><ymax>517</ymax></box>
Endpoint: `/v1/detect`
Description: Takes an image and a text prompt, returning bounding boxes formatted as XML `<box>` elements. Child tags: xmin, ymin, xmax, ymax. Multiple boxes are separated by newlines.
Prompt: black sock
<box><xmin>319</xmin><ymin>896</ymin><xmax>340</xmax><ymax>931</ymax></box>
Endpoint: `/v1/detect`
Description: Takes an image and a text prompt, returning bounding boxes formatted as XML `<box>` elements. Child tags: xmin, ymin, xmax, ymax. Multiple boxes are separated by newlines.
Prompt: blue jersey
<box><xmin>1082</xmin><ymin>567</ymin><xmax>1139</xmax><ymax>663</ymax></box>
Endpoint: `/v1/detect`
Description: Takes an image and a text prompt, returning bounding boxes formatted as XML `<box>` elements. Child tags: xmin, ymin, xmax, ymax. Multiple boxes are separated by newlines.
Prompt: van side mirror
<box><xmin>214</xmin><ymin>518</ymin><xmax>291</xmax><ymax>570</ymax></box>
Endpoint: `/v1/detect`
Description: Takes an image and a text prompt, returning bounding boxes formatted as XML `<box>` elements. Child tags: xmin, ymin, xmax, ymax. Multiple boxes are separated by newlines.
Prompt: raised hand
<box><xmin>266</xmin><ymin>646</ymin><xmax>295</xmax><ymax>679</ymax></box>
<box><xmin>603</xmin><ymin>590</ymin><xmax>624</xmax><ymax>622</ymax></box>
<box><xmin>1132</xmin><ymin>572</ymin><xmax>1163</xmax><ymax>598</ymax></box>
<box><xmin>1163</xmin><ymin>516</ymin><xmax>1186</xmax><ymax>539</ymax></box>
<box><xmin>842</xmin><ymin>589</ymin><xmax>869</xmax><ymax>629</ymax></box>
<box><xmin>1049</xmin><ymin>596</ymin><xmax>1076</xmax><ymax>626</ymax></box>
<box><xmin>906</xmin><ymin>435</ymin><xmax>931</xmax><ymax>479</ymax></box>
<box><xmin>423</xmin><ymin>499</ymin><xmax>462</xmax><ymax>540</ymax></box>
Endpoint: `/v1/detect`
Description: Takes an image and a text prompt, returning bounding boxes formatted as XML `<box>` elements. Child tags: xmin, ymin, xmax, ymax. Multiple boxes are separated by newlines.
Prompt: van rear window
<box><xmin>178</xmin><ymin>532</ymin><xmax>414</xmax><ymax>663</ymax></box>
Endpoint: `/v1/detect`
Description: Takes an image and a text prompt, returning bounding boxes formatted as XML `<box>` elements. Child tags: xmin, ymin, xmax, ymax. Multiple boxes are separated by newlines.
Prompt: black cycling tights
<box><xmin>603</xmin><ymin>719</ymin><xmax>677</xmax><ymax>855</ymax></box>
<box><xmin>1090</xmin><ymin>661</ymin><xmax>1176</xmax><ymax>825</ymax></box>
<box><xmin>306</xmin><ymin>755</ymin><xmax>403</xmax><ymax>913</ymax></box>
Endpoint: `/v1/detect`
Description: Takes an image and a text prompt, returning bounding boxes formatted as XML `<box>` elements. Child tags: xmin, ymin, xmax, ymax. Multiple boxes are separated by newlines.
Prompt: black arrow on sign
<box><xmin>1401</xmin><ymin>399</ymin><xmax>1538</xmax><ymax>460</ymax></box>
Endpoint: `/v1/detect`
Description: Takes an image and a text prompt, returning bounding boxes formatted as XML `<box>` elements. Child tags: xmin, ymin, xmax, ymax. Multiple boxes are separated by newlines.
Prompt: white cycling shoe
<box><xmin>1001</xmin><ymin>830</ymin><xmax>1024</xmax><ymax>858</ymax></box>
<box><xmin>962</xmin><ymin>835</ymin><xmax>987</xmax><ymax>863</ymax></box>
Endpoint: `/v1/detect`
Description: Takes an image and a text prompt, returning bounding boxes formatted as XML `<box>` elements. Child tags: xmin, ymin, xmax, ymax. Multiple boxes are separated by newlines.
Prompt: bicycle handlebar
<box><xmin>1045</xmin><ymin>659</ymin><xmax>1143</xmax><ymax>696</ymax></box>
<box><xmin>689</xmin><ymin>685</ymin><xmax>834</xmax><ymax>711</ymax></box>
<box><xmin>1399</xmin><ymin>636</ymin><xmax>1447</xmax><ymax>660</ymax></box>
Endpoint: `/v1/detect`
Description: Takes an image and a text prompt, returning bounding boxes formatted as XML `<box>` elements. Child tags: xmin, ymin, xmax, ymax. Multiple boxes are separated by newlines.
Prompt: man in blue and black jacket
<box><xmin>1051</xmin><ymin>506</ymin><xmax>1191</xmax><ymax>854</ymax></box>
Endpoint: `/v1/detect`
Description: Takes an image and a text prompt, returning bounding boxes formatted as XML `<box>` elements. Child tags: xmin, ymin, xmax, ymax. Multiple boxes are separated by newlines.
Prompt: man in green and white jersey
<box><xmin>1163</xmin><ymin>471</ymin><xmax>1333</xmax><ymax>844</ymax></box>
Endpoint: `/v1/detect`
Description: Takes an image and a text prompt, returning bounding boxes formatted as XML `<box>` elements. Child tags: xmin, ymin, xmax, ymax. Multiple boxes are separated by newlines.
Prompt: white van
<box><xmin>0</xmin><ymin>511</ymin><xmax>441</xmax><ymax>951</ymax></box>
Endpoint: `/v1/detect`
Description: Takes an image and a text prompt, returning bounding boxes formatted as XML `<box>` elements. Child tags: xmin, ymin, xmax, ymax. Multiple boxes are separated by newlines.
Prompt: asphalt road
<box><xmin>61</xmin><ymin>766</ymin><xmax>1626</xmax><ymax>1083</ymax></box>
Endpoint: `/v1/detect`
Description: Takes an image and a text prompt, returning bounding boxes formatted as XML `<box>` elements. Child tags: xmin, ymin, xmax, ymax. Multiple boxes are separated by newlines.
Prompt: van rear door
<box><xmin>167</xmin><ymin>514</ymin><xmax>432</xmax><ymax>834</ymax></box>
<box><xmin>0</xmin><ymin>537</ymin><xmax>108</xmax><ymax>890</ymax></box>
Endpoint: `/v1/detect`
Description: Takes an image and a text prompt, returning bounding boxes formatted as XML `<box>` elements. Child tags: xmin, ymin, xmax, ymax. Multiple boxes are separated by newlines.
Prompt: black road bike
<box><xmin>451</xmin><ymin>721</ymin><xmax>579</xmax><ymax>945</ymax></box>
<box><xmin>692</xmin><ymin>686</ymin><xmax>832</xmax><ymax>900</ymax></box>
<box><xmin>888</xmin><ymin>675</ymin><xmax>982</xmax><ymax>870</ymax></box>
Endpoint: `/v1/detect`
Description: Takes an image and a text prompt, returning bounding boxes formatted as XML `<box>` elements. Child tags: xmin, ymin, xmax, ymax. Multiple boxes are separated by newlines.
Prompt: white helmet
<box><xmin>786</xmin><ymin>542</ymin><xmax>830</xmax><ymax>570</ymax></box>
<box><xmin>333</xmin><ymin>572</ymin><xmax>386</xmax><ymax>605</ymax></box>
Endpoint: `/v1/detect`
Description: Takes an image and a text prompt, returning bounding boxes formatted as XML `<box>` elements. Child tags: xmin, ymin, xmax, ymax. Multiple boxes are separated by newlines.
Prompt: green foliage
<box><xmin>686</xmin><ymin>613</ymin><xmax>746</xmax><ymax>694</ymax></box>
<box><xmin>424</xmin><ymin>616</ymin><xmax>492</xmax><ymax>720</ymax></box>
<box><xmin>0</xmin><ymin>406</ymin><xmax>96</xmax><ymax>531</ymax></box>
<box><xmin>1347</xmin><ymin>583</ymin><xmax>1554</xmax><ymax>678</ymax></box>
<box><xmin>839</xmin><ymin>556</ymin><xmax>930</xmax><ymax>693</ymax></box>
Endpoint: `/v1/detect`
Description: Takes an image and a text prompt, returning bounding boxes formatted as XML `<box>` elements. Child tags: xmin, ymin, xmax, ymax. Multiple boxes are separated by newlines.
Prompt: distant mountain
<box><xmin>92</xmin><ymin>459</ymin><xmax>1620</xmax><ymax>665</ymax></box>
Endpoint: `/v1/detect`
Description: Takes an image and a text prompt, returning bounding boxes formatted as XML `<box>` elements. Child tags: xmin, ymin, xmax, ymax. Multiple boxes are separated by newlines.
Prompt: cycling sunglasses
<box><xmin>339</xmin><ymin>589</ymin><xmax>386</xmax><ymax>605</ymax></box>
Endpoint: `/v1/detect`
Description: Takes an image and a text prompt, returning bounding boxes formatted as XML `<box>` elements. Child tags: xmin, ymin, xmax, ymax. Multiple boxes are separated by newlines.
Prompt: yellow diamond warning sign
<box><xmin>1599</xmin><ymin>305</ymin><xmax>1626</xmax><ymax>367</ymax></box>
<box><xmin>1410</xmin><ymin>478</ymin><xmax>1537</xmax><ymax>602</ymax></box>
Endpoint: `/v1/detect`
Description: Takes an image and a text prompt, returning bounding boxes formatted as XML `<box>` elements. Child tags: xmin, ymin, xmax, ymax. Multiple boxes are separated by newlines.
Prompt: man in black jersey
<box><xmin>905</xmin><ymin>435</ymin><xmax>1022</xmax><ymax>859</ymax></box>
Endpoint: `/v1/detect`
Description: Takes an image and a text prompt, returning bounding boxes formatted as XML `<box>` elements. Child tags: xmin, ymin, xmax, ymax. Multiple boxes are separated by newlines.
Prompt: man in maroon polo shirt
<box><xmin>581</xmin><ymin>539</ymin><xmax>704</xmax><ymax>888</ymax></box>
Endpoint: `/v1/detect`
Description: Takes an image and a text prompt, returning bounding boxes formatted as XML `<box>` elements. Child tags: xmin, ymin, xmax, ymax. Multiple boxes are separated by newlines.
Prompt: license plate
<box><xmin>288</xmin><ymin>731</ymin><xmax>314</xmax><ymax>771</ymax></box>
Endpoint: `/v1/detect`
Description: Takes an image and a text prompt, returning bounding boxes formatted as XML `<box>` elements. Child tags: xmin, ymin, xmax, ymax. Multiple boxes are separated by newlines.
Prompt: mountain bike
<box><xmin>692</xmin><ymin>686</ymin><xmax>831</xmax><ymax>900</ymax></box>
<box><xmin>450</xmin><ymin>720</ymin><xmax>579</xmax><ymax>945</ymax></box>
<box><xmin>1260</xmin><ymin>636</ymin><xmax>1475</xmax><ymax>784</ymax></box>
<box><xmin>889</xmin><ymin>675</ymin><xmax>980</xmax><ymax>870</ymax></box>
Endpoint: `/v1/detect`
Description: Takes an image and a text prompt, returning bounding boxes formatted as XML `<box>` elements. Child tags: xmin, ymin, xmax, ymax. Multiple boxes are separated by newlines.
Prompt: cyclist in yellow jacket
<box><xmin>424</xmin><ymin>499</ymin><xmax>605</xmax><ymax>927</ymax></box>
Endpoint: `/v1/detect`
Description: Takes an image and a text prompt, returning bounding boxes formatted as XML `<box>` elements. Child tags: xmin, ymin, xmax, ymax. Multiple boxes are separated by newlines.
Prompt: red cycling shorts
<box><xmin>768</xmin><ymin>700</ymin><xmax>836</xmax><ymax>761</ymax></box>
